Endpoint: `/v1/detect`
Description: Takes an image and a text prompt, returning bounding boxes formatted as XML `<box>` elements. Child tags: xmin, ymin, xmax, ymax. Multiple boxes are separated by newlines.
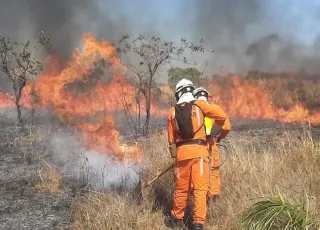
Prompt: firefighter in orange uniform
<box><xmin>193</xmin><ymin>87</ymin><xmax>231</xmax><ymax>202</ymax></box>
<box><xmin>165</xmin><ymin>79</ymin><xmax>227</xmax><ymax>230</ymax></box>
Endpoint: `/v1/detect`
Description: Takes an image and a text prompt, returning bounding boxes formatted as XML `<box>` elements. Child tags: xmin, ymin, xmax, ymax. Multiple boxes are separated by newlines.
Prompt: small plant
<box><xmin>239</xmin><ymin>192</ymin><xmax>320</xmax><ymax>230</ymax></box>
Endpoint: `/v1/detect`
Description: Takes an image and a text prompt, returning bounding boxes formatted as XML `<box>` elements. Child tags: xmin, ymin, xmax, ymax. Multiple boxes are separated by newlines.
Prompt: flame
<box><xmin>0</xmin><ymin>89</ymin><xmax>14</xmax><ymax>107</ymax></box>
<box><xmin>208</xmin><ymin>75</ymin><xmax>320</xmax><ymax>125</ymax></box>
<box><xmin>0</xmin><ymin>33</ymin><xmax>146</xmax><ymax>162</ymax></box>
<box><xmin>0</xmin><ymin>33</ymin><xmax>319</xmax><ymax>163</ymax></box>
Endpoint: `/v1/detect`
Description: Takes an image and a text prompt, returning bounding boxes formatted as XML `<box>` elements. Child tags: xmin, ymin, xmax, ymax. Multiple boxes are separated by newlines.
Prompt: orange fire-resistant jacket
<box><xmin>206</xmin><ymin>116</ymin><xmax>231</xmax><ymax>141</ymax></box>
<box><xmin>167</xmin><ymin>100</ymin><xmax>227</xmax><ymax>161</ymax></box>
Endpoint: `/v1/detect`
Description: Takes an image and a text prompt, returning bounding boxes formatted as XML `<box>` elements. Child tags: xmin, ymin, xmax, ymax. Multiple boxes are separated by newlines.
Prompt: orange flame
<box><xmin>208</xmin><ymin>75</ymin><xmax>320</xmax><ymax>125</ymax></box>
<box><xmin>0</xmin><ymin>33</ymin><xmax>145</xmax><ymax>162</ymax></box>
<box><xmin>0</xmin><ymin>89</ymin><xmax>14</xmax><ymax>107</ymax></box>
<box><xmin>0</xmin><ymin>33</ymin><xmax>319</xmax><ymax>163</ymax></box>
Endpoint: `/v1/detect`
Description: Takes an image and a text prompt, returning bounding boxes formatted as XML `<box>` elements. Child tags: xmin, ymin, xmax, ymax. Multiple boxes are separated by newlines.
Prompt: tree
<box><xmin>0</xmin><ymin>31</ymin><xmax>51</xmax><ymax>126</ymax></box>
<box><xmin>117</xmin><ymin>34</ymin><xmax>210</xmax><ymax>136</ymax></box>
<box><xmin>168</xmin><ymin>67</ymin><xmax>203</xmax><ymax>89</ymax></box>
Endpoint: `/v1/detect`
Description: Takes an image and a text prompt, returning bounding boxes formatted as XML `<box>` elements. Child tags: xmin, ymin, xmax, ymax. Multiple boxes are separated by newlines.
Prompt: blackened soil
<box><xmin>0</xmin><ymin>124</ymin><xmax>74</xmax><ymax>230</ymax></box>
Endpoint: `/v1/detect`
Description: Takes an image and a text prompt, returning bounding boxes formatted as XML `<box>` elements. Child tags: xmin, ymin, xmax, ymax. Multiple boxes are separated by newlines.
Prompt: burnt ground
<box><xmin>0</xmin><ymin>114</ymin><xmax>80</xmax><ymax>230</ymax></box>
<box><xmin>0</xmin><ymin>149</ymin><xmax>72</xmax><ymax>230</ymax></box>
<box><xmin>0</xmin><ymin>108</ymin><xmax>319</xmax><ymax>230</ymax></box>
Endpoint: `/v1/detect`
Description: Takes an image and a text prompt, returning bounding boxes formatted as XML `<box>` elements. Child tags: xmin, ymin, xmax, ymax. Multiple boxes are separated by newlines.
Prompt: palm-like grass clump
<box><xmin>240</xmin><ymin>193</ymin><xmax>320</xmax><ymax>230</ymax></box>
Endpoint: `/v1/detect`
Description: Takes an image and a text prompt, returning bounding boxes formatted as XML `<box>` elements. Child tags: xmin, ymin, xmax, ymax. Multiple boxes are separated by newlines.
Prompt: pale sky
<box><xmin>97</xmin><ymin>0</ymin><xmax>320</xmax><ymax>45</ymax></box>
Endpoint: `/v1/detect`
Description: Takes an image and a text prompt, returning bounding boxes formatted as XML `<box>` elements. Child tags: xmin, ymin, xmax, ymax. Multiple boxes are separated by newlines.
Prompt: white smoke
<box><xmin>49</xmin><ymin>129</ymin><xmax>140</xmax><ymax>190</ymax></box>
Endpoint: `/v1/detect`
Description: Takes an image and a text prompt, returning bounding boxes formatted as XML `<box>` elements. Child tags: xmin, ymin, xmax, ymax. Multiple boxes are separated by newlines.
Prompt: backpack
<box><xmin>174</xmin><ymin>101</ymin><xmax>204</xmax><ymax>139</ymax></box>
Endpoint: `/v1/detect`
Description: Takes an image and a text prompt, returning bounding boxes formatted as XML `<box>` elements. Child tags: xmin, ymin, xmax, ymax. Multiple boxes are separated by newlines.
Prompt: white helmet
<box><xmin>193</xmin><ymin>87</ymin><xmax>210</xmax><ymax>99</ymax></box>
<box><xmin>175</xmin><ymin>78</ymin><xmax>195</xmax><ymax>100</ymax></box>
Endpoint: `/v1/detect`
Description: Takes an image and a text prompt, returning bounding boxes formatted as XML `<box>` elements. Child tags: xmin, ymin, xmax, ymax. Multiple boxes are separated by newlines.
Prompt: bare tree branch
<box><xmin>117</xmin><ymin>34</ymin><xmax>212</xmax><ymax>136</ymax></box>
<box><xmin>0</xmin><ymin>31</ymin><xmax>51</xmax><ymax>127</ymax></box>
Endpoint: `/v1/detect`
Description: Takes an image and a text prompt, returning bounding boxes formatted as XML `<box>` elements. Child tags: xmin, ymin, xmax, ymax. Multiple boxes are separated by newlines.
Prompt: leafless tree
<box><xmin>117</xmin><ymin>34</ymin><xmax>211</xmax><ymax>136</ymax></box>
<box><xmin>0</xmin><ymin>31</ymin><xmax>51</xmax><ymax>126</ymax></box>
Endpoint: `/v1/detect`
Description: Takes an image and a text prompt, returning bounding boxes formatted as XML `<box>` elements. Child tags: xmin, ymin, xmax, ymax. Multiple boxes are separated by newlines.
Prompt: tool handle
<box><xmin>144</xmin><ymin>163</ymin><xmax>174</xmax><ymax>188</ymax></box>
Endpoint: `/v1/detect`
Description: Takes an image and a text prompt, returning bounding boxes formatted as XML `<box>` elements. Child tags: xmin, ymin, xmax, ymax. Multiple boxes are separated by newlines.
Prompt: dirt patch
<box><xmin>0</xmin><ymin>123</ymin><xmax>75</xmax><ymax>230</ymax></box>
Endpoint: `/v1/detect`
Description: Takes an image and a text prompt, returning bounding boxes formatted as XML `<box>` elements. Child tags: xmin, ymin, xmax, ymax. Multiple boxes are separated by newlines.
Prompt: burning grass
<box><xmin>72</xmin><ymin>125</ymin><xmax>320</xmax><ymax>229</ymax></box>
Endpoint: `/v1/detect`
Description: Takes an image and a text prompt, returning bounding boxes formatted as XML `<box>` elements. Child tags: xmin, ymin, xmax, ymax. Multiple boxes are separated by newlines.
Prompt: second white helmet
<box><xmin>193</xmin><ymin>87</ymin><xmax>210</xmax><ymax>99</ymax></box>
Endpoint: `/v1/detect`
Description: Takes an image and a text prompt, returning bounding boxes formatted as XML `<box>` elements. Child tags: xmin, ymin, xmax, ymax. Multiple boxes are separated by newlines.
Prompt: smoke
<box><xmin>1</xmin><ymin>0</ymin><xmax>319</xmax><ymax>76</ymax></box>
<box><xmin>191</xmin><ymin>0</ymin><xmax>320</xmax><ymax>74</ymax></box>
<box><xmin>245</xmin><ymin>34</ymin><xmax>320</xmax><ymax>73</ymax></box>
<box><xmin>49</xmin><ymin>130</ymin><xmax>139</xmax><ymax>189</ymax></box>
<box><xmin>0</xmin><ymin>0</ymin><xmax>131</xmax><ymax>58</ymax></box>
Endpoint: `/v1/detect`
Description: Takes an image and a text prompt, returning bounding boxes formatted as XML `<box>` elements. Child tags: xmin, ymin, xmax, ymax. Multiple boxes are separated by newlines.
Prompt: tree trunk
<box><xmin>15</xmin><ymin>90</ymin><xmax>23</xmax><ymax>126</ymax></box>
<box><xmin>143</xmin><ymin>86</ymin><xmax>152</xmax><ymax>137</ymax></box>
<box><xmin>138</xmin><ymin>101</ymin><xmax>141</xmax><ymax>135</ymax></box>
<box><xmin>14</xmin><ymin>78</ymin><xmax>26</xmax><ymax>128</ymax></box>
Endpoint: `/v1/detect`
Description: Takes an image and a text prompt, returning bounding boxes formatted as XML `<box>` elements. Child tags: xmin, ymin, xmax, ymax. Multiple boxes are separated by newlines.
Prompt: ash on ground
<box><xmin>0</xmin><ymin>125</ymin><xmax>75</xmax><ymax>230</ymax></box>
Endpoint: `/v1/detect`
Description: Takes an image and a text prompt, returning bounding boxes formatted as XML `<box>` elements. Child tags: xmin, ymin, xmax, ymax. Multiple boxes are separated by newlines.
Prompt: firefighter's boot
<box><xmin>164</xmin><ymin>213</ymin><xmax>186</xmax><ymax>229</ymax></box>
<box><xmin>189</xmin><ymin>222</ymin><xmax>203</xmax><ymax>230</ymax></box>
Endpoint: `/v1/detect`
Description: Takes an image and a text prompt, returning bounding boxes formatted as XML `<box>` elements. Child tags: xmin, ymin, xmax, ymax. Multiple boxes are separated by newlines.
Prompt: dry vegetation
<box><xmin>219</xmin><ymin>74</ymin><xmax>319</xmax><ymax>111</ymax></box>
<box><xmin>159</xmin><ymin>74</ymin><xmax>320</xmax><ymax>113</ymax></box>
<box><xmin>35</xmin><ymin>161</ymin><xmax>63</xmax><ymax>193</ymax></box>
<box><xmin>1</xmin><ymin>107</ymin><xmax>319</xmax><ymax>230</ymax></box>
<box><xmin>72</xmin><ymin>124</ymin><xmax>320</xmax><ymax>230</ymax></box>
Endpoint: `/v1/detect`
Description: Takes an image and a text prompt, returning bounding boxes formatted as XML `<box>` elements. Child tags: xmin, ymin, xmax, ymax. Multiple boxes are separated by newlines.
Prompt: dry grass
<box><xmin>35</xmin><ymin>161</ymin><xmax>62</xmax><ymax>193</ymax></box>
<box><xmin>72</xmin><ymin>191</ymin><xmax>166</xmax><ymax>230</ymax></box>
<box><xmin>72</xmin><ymin>125</ymin><xmax>320</xmax><ymax>229</ymax></box>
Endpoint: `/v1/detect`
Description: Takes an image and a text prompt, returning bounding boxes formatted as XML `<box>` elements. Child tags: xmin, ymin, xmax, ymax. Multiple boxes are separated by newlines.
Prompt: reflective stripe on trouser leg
<box><xmin>200</xmin><ymin>157</ymin><xmax>203</xmax><ymax>176</ymax></box>
<box><xmin>192</xmin><ymin>157</ymin><xmax>209</xmax><ymax>225</ymax></box>
<box><xmin>208</xmin><ymin>156</ymin><xmax>212</xmax><ymax>193</ymax></box>
<box><xmin>177</xmin><ymin>161</ymin><xmax>180</xmax><ymax>178</ymax></box>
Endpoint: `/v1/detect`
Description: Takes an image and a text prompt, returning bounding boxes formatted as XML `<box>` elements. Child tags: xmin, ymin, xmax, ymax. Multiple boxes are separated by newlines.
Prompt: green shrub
<box><xmin>240</xmin><ymin>192</ymin><xmax>320</xmax><ymax>230</ymax></box>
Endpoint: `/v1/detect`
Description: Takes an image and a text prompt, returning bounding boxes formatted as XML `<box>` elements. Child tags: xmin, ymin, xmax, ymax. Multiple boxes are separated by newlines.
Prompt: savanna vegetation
<box><xmin>72</xmin><ymin>125</ymin><xmax>320</xmax><ymax>230</ymax></box>
<box><xmin>1</xmin><ymin>31</ymin><xmax>320</xmax><ymax>230</ymax></box>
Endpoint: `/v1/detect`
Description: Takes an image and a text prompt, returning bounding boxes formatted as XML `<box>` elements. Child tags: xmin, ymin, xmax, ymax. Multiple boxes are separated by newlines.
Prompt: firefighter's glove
<box><xmin>169</xmin><ymin>143</ymin><xmax>177</xmax><ymax>158</ymax></box>
<box><xmin>207</xmin><ymin>138</ymin><xmax>216</xmax><ymax>145</ymax></box>
<box><xmin>210</xmin><ymin>123</ymin><xmax>222</xmax><ymax>139</ymax></box>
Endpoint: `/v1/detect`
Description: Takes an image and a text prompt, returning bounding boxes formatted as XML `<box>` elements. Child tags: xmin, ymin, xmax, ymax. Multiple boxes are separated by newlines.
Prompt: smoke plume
<box><xmin>0</xmin><ymin>0</ymin><xmax>130</xmax><ymax>57</ymax></box>
<box><xmin>49</xmin><ymin>130</ymin><xmax>139</xmax><ymax>189</ymax></box>
<box><xmin>191</xmin><ymin>0</ymin><xmax>320</xmax><ymax>74</ymax></box>
<box><xmin>1</xmin><ymin>0</ymin><xmax>320</xmax><ymax>75</ymax></box>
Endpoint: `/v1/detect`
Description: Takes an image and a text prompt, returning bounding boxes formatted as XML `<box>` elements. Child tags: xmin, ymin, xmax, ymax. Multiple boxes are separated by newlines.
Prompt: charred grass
<box><xmin>72</xmin><ymin>124</ymin><xmax>320</xmax><ymax>230</ymax></box>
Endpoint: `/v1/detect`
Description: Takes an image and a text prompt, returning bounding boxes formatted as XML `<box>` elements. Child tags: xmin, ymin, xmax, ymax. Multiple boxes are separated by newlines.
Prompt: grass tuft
<box><xmin>35</xmin><ymin>161</ymin><xmax>62</xmax><ymax>193</ymax></box>
<box><xmin>240</xmin><ymin>191</ymin><xmax>320</xmax><ymax>230</ymax></box>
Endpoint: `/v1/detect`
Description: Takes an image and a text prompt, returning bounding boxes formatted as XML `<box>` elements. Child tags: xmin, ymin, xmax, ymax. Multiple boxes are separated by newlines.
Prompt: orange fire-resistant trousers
<box><xmin>189</xmin><ymin>143</ymin><xmax>220</xmax><ymax>197</ymax></box>
<box><xmin>208</xmin><ymin>142</ymin><xmax>220</xmax><ymax>197</ymax></box>
<box><xmin>171</xmin><ymin>157</ymin><xmax>209</xmax><ymax>225</ymax></box>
